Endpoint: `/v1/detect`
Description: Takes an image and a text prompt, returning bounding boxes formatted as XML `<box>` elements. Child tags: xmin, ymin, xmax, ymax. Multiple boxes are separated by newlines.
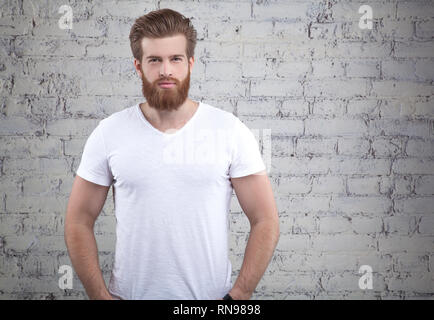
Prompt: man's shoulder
<box><xmin>99</xmin><ymin>103</ymin><xmax>138</xmax><ymax>128</ymax></box>
<box><xmin>199</xmin><ymin>101</ymin><xmax>237</xmax><ymax>125</ymax></box>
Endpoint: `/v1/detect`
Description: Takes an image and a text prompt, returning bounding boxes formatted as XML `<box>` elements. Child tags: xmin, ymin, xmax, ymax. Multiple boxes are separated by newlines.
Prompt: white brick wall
<box><xmin>0</xmin><ymin>0</ymin><xmax>433</xmax><ymax>300</ymax></box>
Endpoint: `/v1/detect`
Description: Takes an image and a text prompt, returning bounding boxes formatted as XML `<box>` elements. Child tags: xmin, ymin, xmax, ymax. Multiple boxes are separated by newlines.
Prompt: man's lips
<box><xmin>158</xmin><ymin>82</ymin><xmax>176</xmax><ymax>88</ymax></box>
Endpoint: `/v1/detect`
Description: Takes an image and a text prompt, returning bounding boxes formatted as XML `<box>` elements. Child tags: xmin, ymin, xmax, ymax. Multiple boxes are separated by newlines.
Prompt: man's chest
<box><xmin>108</xmin><ymin>132</ymin><xmax>232</xmax><ymax>191</ymax></box>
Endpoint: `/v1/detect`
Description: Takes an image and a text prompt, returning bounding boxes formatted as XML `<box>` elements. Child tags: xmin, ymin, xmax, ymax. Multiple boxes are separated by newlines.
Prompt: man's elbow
<box><xmin>251</xmin><ymin>213</ymin><xmax>280</xmax><ymax>241</ymax></box>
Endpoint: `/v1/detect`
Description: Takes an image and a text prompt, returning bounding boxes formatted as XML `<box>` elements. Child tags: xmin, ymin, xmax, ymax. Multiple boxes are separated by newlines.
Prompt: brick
<box><xmin>21</xmin><ymin>214</ymin><xmax>64</xmax><ymax>236</ymax></box>
<box><xmin>395</xmin><ymin>42</ymin><xmax>434</xmax><ymax>58</ymax></box>
<box><xmin>297</xmin><ymin>137</ymin><xmax>337</xmax><ymax>156</ymax></box>
<box><xmin>347</xmin><ymin>99</ymin><xmax>380</xmax><ymax>116</ymax></box>
<box><xmin>161</xmin><ymin>1</ymin><xmax>251</xmax><ymax>21</ymax></box>
<box><xmin>237</xmin><ymin>99</ymin><xmax>279</xmax><ymax>117</ymax></box>
<box><xmin>387</xmin><ymin>272</ymin><xmax>434</xmax><ymax>293</ymax></box>
<box><xmin>310</xmin><ymin>22</ymin><xmax>345</xmax><ymax>41</ymax></box>
<box><xmin>5</xmin><ymin>194</ymin><xmax>67</xmax><ymax>214</ymax></box>
<box><xmin>14</xmin><ymin>38</ymin><xmax>86</xmax><ymax>57</ymax></box>
<box><xmin>241</xmin><ymin>59</ymin><xmax>268</xmax><ymax>78</ymax></box>
<box><xmin>371</xmin><ymin>80</ymin><xmax>434</xmax><ymax>97</ymax></box>
<box><xmin>277</xmin><ymin>176</ymin><xmax>311</xmax><ymax>196</ymax></box>
<box><xmin>416</xmin><ymin>20</ymin><xmax>434</xmax><ymax>39</ymax></box>
<box><xmin>393</xmin><ymin>159</ymin><xmax>434</xmax><ymax>175</ymax></box>
<box><xmin>94</xmin><ymin>215</ymin><xmax>117</xmax><ymax>235</ymax></box>
<box><xmin>252</xmin><ymin>1</ymin><xmax>311</xmax><ymax>20</ymax></box>
<box><xmin>379</xmin><ymin>19</ymin><xmax>414</xmax><ymax>40</ymax></box>
<box><xmin>32</xmin><ymin>18</ymin><xmax>106</xmax><ymax>38</ymax></box>
<box><xmin>322</xmin><ymin>271</ymin><xmax>387</xmax><ymax>292</ymax></box>
<box><xmin>378</xmin><ymin>235</ymin><xmax>434</xmax><ymax>253</ymax></box>
<box><xmin>406</xmin><ymin>139</ymin><xmax>434</xmax><ymax>158</ymax></box>
<box><xmin>413</xmin><ymin>99</ymin><xmax>434</xmax><ymax>117</ymax></box>
<box><xmin>275</xmin><ymin>196</ymin><xmax>330</xmax><ymax>214</ymax></box>
<box><xmin>381</xmin><ymin>60</ymin><xmax>417</xmax><ymax>81</ymax></box>
<box><xmin>331</xmin><ymin>2</ymin><xmax>396</xmax><ymax>22</ymax></box>
<box><xmin>311</xmin><ymin>176</ymin><xmax>345</xmax><ymax>195</ymax></box>
<box><xmin>368</xmin><ymin>119</ymin><xmax>429</xmax><ymax>137</ymax></box>
<box><xmin>201</xmin><ymin>41</ymin><xmax>241</xmax><ymax>60</ymax></box>
<box><xmin>273</xmin><ymin>22</ymin><xmax>307</xmax><ymax>42</ymax></box>
<box><xmin>276</xmin><ymin>234</ymin><xmax>310</xmax><ymax>252</ymax></box>
<box><xmin>251</xmin><ymin>79</ymin><xmax>302</xmax><ymax>97</ymax></box>
<box><xmin>243</xmin><ymin>41</ymin><xmax>325</xmax><ymax>60</ymax></box>
<box><xmin>271</xmin><ymin>136</ymin><xmax>294</xmax><ymax>157</ymax></box>
<box><xmin>394</xmin><ymin>197</ymin><xmax>434</xmax><ymax>215</ymax></box>
<box><xmin>346</xmin><ymin>60</ymin><xmax>380</xmax><ymax>78</ymax></box>
<box><xmin>312</xmin><ymin>234</ymin><xmax>376</xmax><ymax>252</ymax></box>
<box><xmin>397</xmin><ymin>2</ymin><xmax>434</xmax><ymax>19</ymax></box>
<box><xmin>330</xmin><ymin>196</ymin><xmax>392</xmax><ymax>214</ymax></box>
<box><xmin>239</xmin><ymin>21</ymin><xmax>274</xmax><ymax>40</ymax></box>
<box><xmin>276</xmin><ymin>60</ymin><xmax>311</xmax><ymax>79</ymax></box>
<box><xmin>90</xmin><ymin>0</ymin><xmax>155</xmax><ymax>18</ymax></box>
<box><xmin>326</xmin><ymin>41</ymin><xmax>391</xmax><ymax>59</ymax></box>
<box><xmin>305</xmin><ymin>118</ymin><xmax>368</xmax><ymax>136</ymax></box>
<box><xmin>312</xmin><ymin>99</ymin><xmax>346</xmax><ymax>116</ymax></box>
<box><xmin>393</xmin><ymin>176</ymin><xmax>413</xmax><ymax>196</ymax></box>
<box><xmin>0</xmin><ymin>215</ymin><xmax>23</xmax><ymax>236</ymax></box>
<box><xmin>337</xmin><ymin>137</ymin><xmax>370</xmax><ymax>156</ymax></box>
<box><xmin>319</xmin><ymin>216</ymin><xmax>352</xmax><ymax>234</ymax></box>
<box><xmin>305</xmin><ymin>79</ymin><xmax>368</xmax><ymax>98</ymax></box>
<box><xmin>415</xmin><ymin>176</ymin><xmax>434</xmax><ymax>195</ymax></box>
<box><xmin>348</xmin><ymin>177</ymin><xmax>381</xmax><ymax>195</ymax></box>
<box><xmin>351</xmin><ymin>216</ymin><xmax>383</xmax><ymax>235</ymax></box>
<box><xmin>419</xmin><ymin>216</ymin><xmax>434</xmax><ymax>234</ymax></box>
<box><xmin>46</xmin><ymin>119</ymin><xmax>99</xmax><ymax>137</ymax></box>
<box><xmin>305</xmin><ymin>253</ymin><xmax>358</xmax><ymax>272</ymax></box>
<box><xmin>415</xmin><ymin>60</ymin><xmax>434</xmax><ymax>81</ymax></box>
<box><xmin>271</xmin><ymin>252</ymin><xmax>308</xmax><ymax>272</ymax></box>
<box><xmin>86</xmin><ymin>39</ymin><xmax>132</xmax><ymax>58</ymax></box>
<box><xmin>372</xmin><ymin>137</ymin><xmax>403</xmax><ymax>157</ymax></box>
<box><xmin>0</xmin><ymin>15</ymin><xmax>32</xmax><ymax>36</ymax></box>
<box><xmin>383</xmin><ymin>216</ymin><xmax>413</xmax><ymax>235</ymax></box>
<box><xmin>280</xmin><ymin>99</ymin><xmax>309</xmax><ymax>116</ymax></box>
<box><xmin>0</xmin><ymin>255</ymin><xmax>20</xmax><ymax>278</ymax></box>
<box><xmin>194</xmin><ymin>79</ymin><xmax>247</xmax><ymax>98</ymax></box>
<box><xmin>205</xmin><ymin>61</ymin><xmax>241</xmax><ymax>81</ymax></box>
<box><xmin>395</xmin><ymin>253</ymin><xmax>429</xmax><ymax>273</ymax></box>
<box><xmin>0</xmin><ymin>136</ymin><xmax>62</xmax><ymax>158</ymax></box>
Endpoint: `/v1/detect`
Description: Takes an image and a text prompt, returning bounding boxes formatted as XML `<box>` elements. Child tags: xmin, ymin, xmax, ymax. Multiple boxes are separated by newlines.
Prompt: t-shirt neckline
<box><xmin>136</xmin><ymin>101</ymin><xmax>203</xmax><ymax>137</ymax></box>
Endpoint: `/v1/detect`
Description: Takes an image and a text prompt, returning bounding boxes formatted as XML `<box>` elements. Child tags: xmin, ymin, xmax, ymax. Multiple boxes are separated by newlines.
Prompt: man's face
<box><xmin>138</xmin><ymin>34</ymin><xmax>193</xmax><ymax>111</ymax></box>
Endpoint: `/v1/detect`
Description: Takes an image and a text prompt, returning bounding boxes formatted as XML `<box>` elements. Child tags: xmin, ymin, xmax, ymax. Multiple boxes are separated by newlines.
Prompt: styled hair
<box><xmin>129</xmin><ymin>8</ymin><xmax>197</xmax><ymax>62</ymax></box>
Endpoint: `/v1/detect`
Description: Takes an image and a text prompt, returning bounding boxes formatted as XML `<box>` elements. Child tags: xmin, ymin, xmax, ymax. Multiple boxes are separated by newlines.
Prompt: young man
<box><xmin>65</xmin><ymin>8</ymin><xmax>279</xmax><ymax>300</ymax></box>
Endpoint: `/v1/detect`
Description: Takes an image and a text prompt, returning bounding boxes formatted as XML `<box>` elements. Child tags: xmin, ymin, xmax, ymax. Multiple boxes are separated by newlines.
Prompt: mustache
<box><xmin>154</xmin><ymin>77</ymin><xmax>179</xmax><ymax>85</ymax></box>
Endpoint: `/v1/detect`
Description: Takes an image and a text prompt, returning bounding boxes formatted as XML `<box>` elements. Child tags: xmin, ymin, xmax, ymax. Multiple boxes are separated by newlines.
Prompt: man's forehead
<box><xmin>141</xmin><ymin>35</ymin><xmax>187</xmax><ymax>57</ymax></box>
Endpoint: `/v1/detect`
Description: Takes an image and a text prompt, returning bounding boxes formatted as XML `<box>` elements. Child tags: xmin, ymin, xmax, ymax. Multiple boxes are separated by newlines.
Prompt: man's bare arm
<box><xmin>229</xmin><ymin>171</ymin><xmax>280</xmax><ymax>299</ymax></box>
<box><xmin>64</xmin><ymin>176</ymin><xmax>114</xmax><ymax>300</ymax></box>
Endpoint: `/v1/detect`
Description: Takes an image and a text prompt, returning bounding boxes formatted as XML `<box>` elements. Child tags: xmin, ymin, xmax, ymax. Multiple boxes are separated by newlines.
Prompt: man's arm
<box><xmin>228</xmin><ymin>170</ymin><xmax>280</xmax><ymax>300</ymax></box>
<box><xmin>64</xmin><ymin>176</ymin><xmax>114</xmax><ymax>300</ymax></box>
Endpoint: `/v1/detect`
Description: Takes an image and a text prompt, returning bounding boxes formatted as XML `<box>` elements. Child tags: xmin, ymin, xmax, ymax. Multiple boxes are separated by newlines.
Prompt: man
<box><xmin>65</xmin><ymin>8</ymin><xmax>279</xmax><ymax>300</ymax></box>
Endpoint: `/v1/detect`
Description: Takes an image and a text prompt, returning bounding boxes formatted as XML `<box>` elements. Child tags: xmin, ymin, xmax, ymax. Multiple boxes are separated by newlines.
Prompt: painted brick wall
<box><xmin>0</xmin><ymin>0</ymin><xmax>433</xmax><ymax>299</ymax></box>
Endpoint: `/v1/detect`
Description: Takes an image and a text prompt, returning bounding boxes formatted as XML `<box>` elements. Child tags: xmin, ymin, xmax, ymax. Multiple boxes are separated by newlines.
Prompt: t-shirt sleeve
<box><xmin>75</xmin><ymin>123</ymin><xmax>114</xmax><ymax>187</ymax></box>
<box><xmin>229</xmin><ymin>117</ymin><xmax>266</xmax><ymax>178</ymax></box>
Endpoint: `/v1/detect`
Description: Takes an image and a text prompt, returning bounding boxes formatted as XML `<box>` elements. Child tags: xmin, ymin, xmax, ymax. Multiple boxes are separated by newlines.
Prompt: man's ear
<box><xmin>133</xmin><ymin>58</ymin><xmax>143</xmax><ymax>77</ymax></box>
<box><xmin>188</xmin><ymin>56</ymin><xmax>194</xmax><ymax>72</ymax></box>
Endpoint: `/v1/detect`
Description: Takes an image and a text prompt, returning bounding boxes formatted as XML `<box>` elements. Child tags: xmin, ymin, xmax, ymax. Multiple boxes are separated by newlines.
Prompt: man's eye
<box><xmin>149</xmin><ymin>59</ymin><xmax>158</xmax><ymax>63</ymax></box>
<box><xmin>173</xmin><ymin>57</ymin><xmax>181</xmax><ymax>61</ymax></box>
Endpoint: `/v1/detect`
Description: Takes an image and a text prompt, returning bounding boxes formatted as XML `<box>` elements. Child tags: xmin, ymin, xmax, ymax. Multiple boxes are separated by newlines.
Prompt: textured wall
<box><xmin>0</xmin><ymin>0</ymin><xmax>433</xmax><ymax>300</ymax></box>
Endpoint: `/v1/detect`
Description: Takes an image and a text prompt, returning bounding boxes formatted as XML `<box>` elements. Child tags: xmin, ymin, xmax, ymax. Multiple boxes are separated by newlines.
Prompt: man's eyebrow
<box><xmin>145</xmin><ymin>54</ymin><xmax>185</xmax><ymax>59</ymax></box>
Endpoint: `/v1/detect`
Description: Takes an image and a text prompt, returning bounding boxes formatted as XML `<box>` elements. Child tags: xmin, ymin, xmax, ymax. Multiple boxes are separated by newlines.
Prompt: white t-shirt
<box><xmin>76</xmin><ymin>101</ymin><xmax>266</xmax><ymax>300</ymax></box>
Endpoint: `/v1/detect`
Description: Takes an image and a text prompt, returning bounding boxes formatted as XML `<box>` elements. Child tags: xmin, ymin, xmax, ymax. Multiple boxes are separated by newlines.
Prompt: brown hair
<box><xmin>129</xmin><ymin>9</ymin><xmax>197</xmax><ymax>62</ymax></box>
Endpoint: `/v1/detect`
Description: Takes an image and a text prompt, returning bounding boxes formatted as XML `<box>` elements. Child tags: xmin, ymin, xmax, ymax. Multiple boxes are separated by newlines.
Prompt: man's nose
<box><xmin>159</xmin><ymin>59</ymin><xmax>173</xmax><ymax>78</ymax></box>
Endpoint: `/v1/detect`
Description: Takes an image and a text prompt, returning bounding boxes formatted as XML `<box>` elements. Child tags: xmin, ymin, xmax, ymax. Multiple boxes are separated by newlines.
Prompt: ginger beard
<box><xmin>140</xmin><ymin>66</ymin><xmax>191</xmax><ymax>112</ymax></box>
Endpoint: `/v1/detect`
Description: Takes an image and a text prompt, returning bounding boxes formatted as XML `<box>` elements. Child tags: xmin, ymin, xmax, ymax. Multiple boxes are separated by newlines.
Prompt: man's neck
<box><xmin>139</xmin><ymin>98</ymin><xmax>199</xmax><ymax>130</ymax></box>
